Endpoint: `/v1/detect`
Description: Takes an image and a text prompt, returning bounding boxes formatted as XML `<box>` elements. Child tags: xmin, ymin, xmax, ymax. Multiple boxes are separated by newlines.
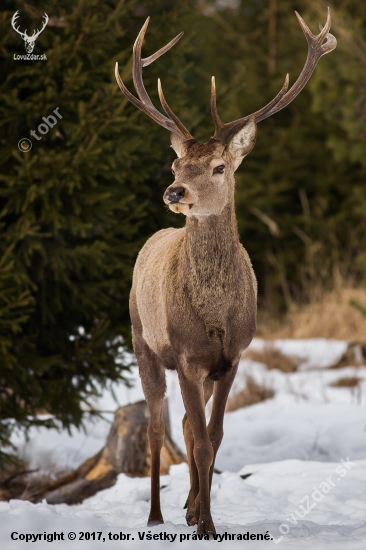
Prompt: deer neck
<box><xmin>180</xmin><ymin>192</ymin><xmax>241</xmax><ymax>306</ymax></box>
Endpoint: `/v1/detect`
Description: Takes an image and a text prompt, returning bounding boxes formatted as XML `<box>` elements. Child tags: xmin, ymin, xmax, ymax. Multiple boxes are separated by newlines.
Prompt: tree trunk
<box><xmin>21</xmin><ymin>399</ymin><xmax>185</xmax><ymax>505</ymax></box>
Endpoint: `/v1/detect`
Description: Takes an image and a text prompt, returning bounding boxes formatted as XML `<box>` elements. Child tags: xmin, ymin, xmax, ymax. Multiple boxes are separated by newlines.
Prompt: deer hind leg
<box><xmin>133</xmin><ymin>330</ymin><xmax>166</xmax><ymax>526</ymax></box>
<box><xmin>183</xmin><ymin>377</ymin><xmax>214</xmax><ymax>527</ymax></box>
<box><xmin>207</xmin><ymin>363</ymin><xmax>239</xmax><ymax>490</ymax></box>
<box><xmin>178</xmin><ymin>369</ymin><xmax>215</xmax><ymax>535</ymax></box>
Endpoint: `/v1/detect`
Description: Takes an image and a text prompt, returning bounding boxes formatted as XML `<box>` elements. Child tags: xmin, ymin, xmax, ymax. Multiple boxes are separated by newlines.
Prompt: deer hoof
<box><xmin>186</xmin><ymin>512</ymin><xmax>199</xmax><ymax>526</ymax></box>
<box><xmin>185</xmin><ymin>514</ymin><xmax>193</xmax><ymax>525</ymax></box>
<box><xmin>147</xmin><ymin>518</ymin><xmax>164</xmax><ymax>526</ymax></box>
<box><xmin>197</xmin><ymin>518</ymin><xmax>216</xmax><ymax>536</ymax></box>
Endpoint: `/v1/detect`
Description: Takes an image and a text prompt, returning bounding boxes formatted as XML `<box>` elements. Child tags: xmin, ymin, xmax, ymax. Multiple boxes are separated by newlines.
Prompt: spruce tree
<box><xmin>0</xmin><ymin>0</ymin><xmax>197</xmax><ymax>464</ymax></box>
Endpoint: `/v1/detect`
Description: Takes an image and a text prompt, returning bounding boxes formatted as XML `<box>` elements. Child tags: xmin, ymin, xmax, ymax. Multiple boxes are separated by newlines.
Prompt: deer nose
<box><xmin>166</xmin><ymin>187</ymin><xmax>185</xmax><ymax>203</ymax></box>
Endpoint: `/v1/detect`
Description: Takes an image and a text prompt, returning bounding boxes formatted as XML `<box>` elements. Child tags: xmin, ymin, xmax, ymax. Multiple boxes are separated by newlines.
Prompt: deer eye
<box><xmin>171</xmin><ymin>169</ymin><xmax>175</xmax><ymax>176</ymax></box>
<box><xmin>213</xmin><ymin>165</ymin><xmax>225</xmax><ymax>174</ymax></box>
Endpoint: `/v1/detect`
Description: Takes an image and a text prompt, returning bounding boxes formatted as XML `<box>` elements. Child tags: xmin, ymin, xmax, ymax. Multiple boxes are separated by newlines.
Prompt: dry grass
<box><xmin>327</xmin><ymin>342</ymin><xmax>366</xmax><ymax>369</ymax></box>
<box><xmin>257</xmin><ymin>287</ymin><xmax>366</xmax><ymax>341</ymax></box>
<box><xmin>243</xmin><ymin>343</ymin><xmax>300</xmax><ymax>372</ymax></box>
<box><xmin>226</xmin><ymin>375</ymin><xmax>274</xmax><ymax>412</ymax></box>
<box><xmin>330</xmin><ymin>376</ymin><xmax>361</xmax><ymax>388</ymax></box>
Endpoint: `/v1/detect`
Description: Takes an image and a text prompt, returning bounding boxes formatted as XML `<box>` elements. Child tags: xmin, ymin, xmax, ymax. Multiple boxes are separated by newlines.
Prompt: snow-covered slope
<box><xmin>2</xmin><ymin>339</ymin><xmax>366</xmax><ymax>549</ymax></box>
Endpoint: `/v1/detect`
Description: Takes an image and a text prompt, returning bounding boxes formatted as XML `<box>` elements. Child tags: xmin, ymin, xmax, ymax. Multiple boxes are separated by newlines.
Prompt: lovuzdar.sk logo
<box><xmin>11</xmin><ymin>10</ymin><xmax>48</xmax><ymax>61</ymax></box>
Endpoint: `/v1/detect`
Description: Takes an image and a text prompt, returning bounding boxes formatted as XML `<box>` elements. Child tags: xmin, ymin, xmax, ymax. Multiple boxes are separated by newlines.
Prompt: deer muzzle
<box><xmin>165</xmin><ymin>187</ymin><xmax>185</xmax><ymax>203</ymax></box>
<box><xmin>163</xmin><ymin>185</ymin><xmax>198</xmax><ymax>215</ymax></box>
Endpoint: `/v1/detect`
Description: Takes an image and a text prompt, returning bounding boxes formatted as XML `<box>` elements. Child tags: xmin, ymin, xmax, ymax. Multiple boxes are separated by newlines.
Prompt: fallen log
<box><xmin>21</xmin><ymin>399</ymin><xmax>186</xmax><ymax>505</ymax></box>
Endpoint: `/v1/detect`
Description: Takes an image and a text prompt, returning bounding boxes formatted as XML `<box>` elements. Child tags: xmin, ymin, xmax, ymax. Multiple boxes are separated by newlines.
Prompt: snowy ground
<box><xmin>2</xmin><ymin>338</ymin><xmax>366</xmax><ymax>549</ymax></box>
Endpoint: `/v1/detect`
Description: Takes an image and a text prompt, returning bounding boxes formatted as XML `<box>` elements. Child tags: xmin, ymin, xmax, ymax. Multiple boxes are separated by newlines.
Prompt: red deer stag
<box><xmin>115</xmin><ymin>10</ymin><xmax>336</xmax><ymax>535</ymax></box>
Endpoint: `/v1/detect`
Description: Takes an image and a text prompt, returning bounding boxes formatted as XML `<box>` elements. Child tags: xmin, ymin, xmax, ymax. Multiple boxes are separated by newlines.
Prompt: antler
<box><xmin>212</xmin><ymin>8</ymin><xmax>337</xmax><ymax>142</ymax></box>
<box><xmin>32</xmin><ymin>13</ymin><xmax>49</xmax><ymax>39</ymax></box>
<box><xmin>11</xmin><ymin>11</ymin><xmax>27</xmax><ymax>39</ymax></box>
<box><xmin>115</xmin><ymin>18</ymin><xmax>193</xmax><ymax>140</ymax></box>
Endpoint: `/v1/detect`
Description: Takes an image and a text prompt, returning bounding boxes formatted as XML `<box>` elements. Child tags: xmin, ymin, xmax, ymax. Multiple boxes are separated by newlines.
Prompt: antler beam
<box><xmin>11</xmin><ymin>11</ymin><xmax>26</xmax><ymax>39</ymax></box>
<box><xmin>212</xmin><ymin>8</ymin><xmax>337</xmax><ymax>142</ymax></box>
<box><xmin>115</xmin><ymin>18</ymin><xmax>193</xmax><ymax>140</ymax></box>
<box><xmin>33</xmin><ymin>13</ymin><xmax>49</xmax><ymax>39</ymax></box>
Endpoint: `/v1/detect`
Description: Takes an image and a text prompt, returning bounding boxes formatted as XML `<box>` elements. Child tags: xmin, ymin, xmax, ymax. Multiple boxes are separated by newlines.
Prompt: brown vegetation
<box><xmin>257</xmin><ymin>287</ymin><xmax>366</xmax><ymax>341</ymax></box>
<box><xmin>330</xmin><ymin>376</ymin><xmax>361</xmax><ymax>388</ymax></box>
<box><xmin>243</xmin><ymin>343</ymin><xmax>300</xmax><ymax>372</ymax></box>
<box><xmin>226</xmin><ymin>375</ymin><xmax>274</xmax><ymax>412</ymax></box>
<box><xmin>328</xmin><ymin>342</ymin><xmax>366</xmax><ymax>369</ymax></box>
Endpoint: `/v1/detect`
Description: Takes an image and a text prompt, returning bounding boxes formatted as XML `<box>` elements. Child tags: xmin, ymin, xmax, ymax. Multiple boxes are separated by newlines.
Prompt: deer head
<box><xmin>115</xmin><ymin>11</ymin><xmax>336</xmax><ymax>218</ymax></box>
<box><xmin>11</xmin><ymin>10</ymin><xmax>49</xmax><ymax>53</ymax></box>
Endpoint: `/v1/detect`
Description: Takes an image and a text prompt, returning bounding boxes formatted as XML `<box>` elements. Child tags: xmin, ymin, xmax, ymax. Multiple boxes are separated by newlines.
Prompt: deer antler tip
<box><xmin>157</xmin><ymin>78</ymin><xmax>164</xmax><ymax>100</ymax></box>
<box><xmin>139</xmin><ymin>17</ymin><xmax>150</xmax><ymax>34</ymax></box>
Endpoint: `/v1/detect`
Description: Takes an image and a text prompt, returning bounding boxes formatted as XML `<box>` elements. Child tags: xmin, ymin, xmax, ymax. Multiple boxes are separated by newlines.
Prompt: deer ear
<box><xmin>170</xmin><ymin>133</ymin><xmax>185</xmax><ymax>158</ymax></box>
<box><xmin>227</xmin><ymin>117</ymin><xmax>257</xmax><ymax>170</ymax></box>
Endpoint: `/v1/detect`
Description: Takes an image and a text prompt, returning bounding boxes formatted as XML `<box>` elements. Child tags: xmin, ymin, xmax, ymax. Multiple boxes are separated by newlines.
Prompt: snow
<box><xmin>2</xmin><ymin>338</ymin><xmax>366</xmax><ymax>549</ymax></box>
<box><xmin>249</xmin><ymin>338</ymin><xmax>348</xmax><ymax>370</ymax></box>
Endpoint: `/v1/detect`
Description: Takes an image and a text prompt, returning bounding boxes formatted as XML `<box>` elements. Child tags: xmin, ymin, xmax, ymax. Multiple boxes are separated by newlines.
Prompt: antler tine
<box><xmin>211</xmin><ymin>76</ymin><xmax>224</xmax><ymax>137</ymax></box>
<box><xmin>11</xmin><ymin>10</ymin><xmax>27</xmax><ymax>38</ymax></box>
<box><xmin>213</xmin><ymin>8</ymin><xmax>336</xmax><ymax>142</ymax></box>
<box><xmin>33</xmin><ymin>13</ymin><xmax>49</xmax><ymax>39</ymax></box>
<box><xmin>213</xmin><ymin>74</ymin><xmax>289</xmax><ymax>141</ymax></box>
<box><xmin>256</xmin><ymin>8</ymin><xmax>336</xmax><ymax>122</ymax></box>
<box><xmin>115</xmin><ymin>62</ymin><xmax>180</xmax><ymax>135</ymax></box>
<box><xmin>142</xmin><ymin>31</ymin><xmax>184</xmax><ymax>67</ymax></box>
<box><xmin>158</xmin><ymin>79</ymin><xmax>193</xmax><ymax>139</ymax></box>
<box><xmin>132</xmin><ymin>17</ymin><xmax>154</xmax><ymax>108</ymax></box>
<box><xmin>115</xmin><ymin>18</ymin><xmax>193</xmax><ymax>140</ymax></box>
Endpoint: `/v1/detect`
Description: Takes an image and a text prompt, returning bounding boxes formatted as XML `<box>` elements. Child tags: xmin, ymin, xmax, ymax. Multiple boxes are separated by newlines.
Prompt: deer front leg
<box><xmin>182</xmin><ymin>413</ymin><xmax>199</xmax><ymax>523</ymax></box>
<box><xmin>183</xmin><ymin>377</ymin><xmax>214</xmax><ymax>526</ymax></box>
<box><xmin>178</xmin><ymin>370</ymin><xmax>215</xmax><ymax>535</ymax></box>
<box><xmin>146</xmin><ymin>398</ymin><xmax>165</xmax><ymax>526</ymax></box>
<box><xmin>207</xmin><ymin>363</ymin><xmax>239</xmax><ymax>490</ymax></box>
<box><xmin>134</xmin><ymin>331</ymin><xmax>166</xmax><ymax>526</ymax></box>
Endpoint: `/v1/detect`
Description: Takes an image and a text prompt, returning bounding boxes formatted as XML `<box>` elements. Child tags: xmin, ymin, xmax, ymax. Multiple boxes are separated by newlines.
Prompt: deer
<box><xmin>115</xmin><ymin>9</ymin><xmax>336</xmax><ymax>535</ymax></box>
<box><xmin>11</xmin><ymin>10</ymin><xmax>49</xmax><ymax>54</ymax></box>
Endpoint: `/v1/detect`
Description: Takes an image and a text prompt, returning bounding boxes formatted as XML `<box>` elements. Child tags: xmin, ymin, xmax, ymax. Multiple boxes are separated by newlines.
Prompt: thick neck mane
<box><xmin>184</xmin><ymin>200</ymin><xmax>240</xmax><ymax>266</ymax></box>
<box><xmin>179</xmin><ymin>198</ymin><xmax>243</xmax><ymax>328</ymax></box>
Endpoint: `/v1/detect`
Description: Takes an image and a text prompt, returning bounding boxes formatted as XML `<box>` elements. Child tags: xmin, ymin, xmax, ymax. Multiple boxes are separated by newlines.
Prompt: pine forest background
<box><xmin>0</xmin><ymin>0</ymin><xmax>365</xmax><ymax>463</ymax></box>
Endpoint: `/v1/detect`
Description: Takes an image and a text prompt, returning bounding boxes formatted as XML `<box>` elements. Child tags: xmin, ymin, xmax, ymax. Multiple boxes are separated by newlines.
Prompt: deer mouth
<box><xmin>168</xmin><ymin>202</ymin><xmax>193</xmax><ymax>214</ymax></box>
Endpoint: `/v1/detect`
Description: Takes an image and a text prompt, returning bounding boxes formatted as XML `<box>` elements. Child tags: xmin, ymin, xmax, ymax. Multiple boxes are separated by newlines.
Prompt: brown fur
<box><xmin>114</xmin><ymin>10</ymin><xmax>337</xmax><ymax>534</ymax></box>
<box><xmin>114</xmin><ymin>11</ymin><xmax>336</xmax><ymax>535</ymax></box>
<box><xmin>130</xmin><ymin>122</ymin><xmax>257</xmax><ymax>534</ymax></box>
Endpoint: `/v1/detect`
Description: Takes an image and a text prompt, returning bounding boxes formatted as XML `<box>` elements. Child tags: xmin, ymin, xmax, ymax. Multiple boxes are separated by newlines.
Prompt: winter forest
<box><xmin>1</xmin><ymin>0</ymin><xmax>366</xmax><ymax>548</ymax></box>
